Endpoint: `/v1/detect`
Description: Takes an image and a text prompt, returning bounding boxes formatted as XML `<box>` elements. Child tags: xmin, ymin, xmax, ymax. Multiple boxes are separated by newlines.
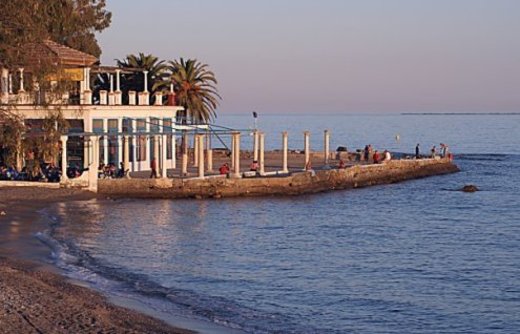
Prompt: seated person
<box><xmin>219</xmin><ymin>163</ymin><xmax>230</xmax><ymax>175</ymax></box>
<box><xmin>250</xmin><ymin>160</ymin><xmax>259</xmax><ymax>171</ymax></box>
<box><xmin>373</xmin><ymin>150</ymin><xmax>381</xmax><ymax>164</ymax></box>
<box><xmin>383</xmin><ymin>150</ymin><xmax>392</xmax><ymax>162</ymax></box>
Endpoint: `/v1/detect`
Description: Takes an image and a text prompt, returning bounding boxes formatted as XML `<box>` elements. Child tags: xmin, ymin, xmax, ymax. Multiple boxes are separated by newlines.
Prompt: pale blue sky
<box><xmin>98</xmin><ymin>0</ymin><xmax>520</xmax><ymax>114</ymax></box>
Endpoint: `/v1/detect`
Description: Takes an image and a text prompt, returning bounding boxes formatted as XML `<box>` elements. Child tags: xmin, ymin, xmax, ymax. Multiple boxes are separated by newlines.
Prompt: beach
<box><xmin>0</xmin><ymin>187</ymin><xmax>193</xmax><ymax>334</ymax></box>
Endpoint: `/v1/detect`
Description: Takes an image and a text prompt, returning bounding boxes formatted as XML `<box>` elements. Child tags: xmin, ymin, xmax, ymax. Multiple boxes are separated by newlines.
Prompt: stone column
<box><xmin>131</xmin><ymin>118</ymin><xmax>137</xmax><ymax>171</ymax></box>
<box><xmin>83</xmin><ymin>118</ymin><xmax>91</xmax><ymax>169</ymax></box>
<box><xmin>115</xmin><ymin>69</ymin><xmax>122</xmax><ymax>105</ymax></box>
<box><xmin>154</xmin><ymin>92</ymin><xmax>163</xmax><ymax>106</ymax></box>
<box><xmin>181</xmin><ymin>132</ymin><xmax>188</xmax><ymax>176</ymax></box>
<box><xmin>253</xmin><ymin>130</ymin><xmax>259</xmax><ymax>161</ymax></box>
<box><xmin>259</xmin><ymin>132</ymin><xmax>265</xmax><ymax>175</ymax></box>
<box><xmin>123</xmin><ymin>135</ymin><xmax>130</xmax><ymax>177</ymax></box>
<box><xmin>1</xmin><ymin>68</ymin><xmax>8</xmax><ymax>103</ymax></box>
<box><xmin>117</xmin><ymin>118</ymin><xmax>123</xmax><ymax>166</ymax></box>
<box><xmin>304</xmin><ymin>131</ymin><xmax>310</xmax><ymax>169</ymax></box>
<box><xmin>231</xmin><ymin>134</ymin><xmax>236</xmax><ymax>169</ymax></box>
<box><xmin>108</xmin><ymin>75</ymin><xmax>115</xmax><ymax>105</ymax></box>
<box><xmin>153</xmin><ymin>135</ymin><xmax>160</xmax><ymax>176</ymax></box>
<box><xmin>206</xmin><ymin>132</ymin><xmax>213</xmax><ymax>172</ymax></box>
<box><xmin>143</xmin><ymin>70</ymin><xmax>149</xmax><ymax>92</ymax></box>
<box><xmin>145</xmin><ymin>117</ymin><xmax>150</xmax><ymax>168</ymax></box>
<box><xmin>99</xmin><ymin>90</ymin><xmax>108</xmax><ymax>105</ymax></box>
<box><xmin>8</xmin><ymin>74</ymin><xmax>13</xmax><ymax>94</ymax></box>
<box><xmin>116</xmin><ymin>69</ymin><xmax>121</xmax><ymax>91</ymax></box>
<box><xmin>84</xmin><ymin>67</ymin><xmax>92</xmax><ymax>104</ymax></box>
<box><xmin>88</xmin><ymin>136</ymin><xmax>99</xmax><ymax>192</ymax></box>
<box><xmin>60</xmin><ymin>136</ymin><xmax>68</xmax><ymax>182</ymax></box>
<box><xmin>160</xmin><ymin>123</ymin><xmax>168</xmax><ymax>178</ymax></box>
<box><xmin>282</xmin><ymin>131</ymin><xmax>289</xmax><ymax>173</ymax></box>
<box><xmin>103</xmin><ymin>120</ymin><xmax>108</xmax><ymax>164</ymax></box>
<box><xmin>19</xmin><ymin>68</ymin><xmax>25</xmax><ymax>92</ymax></box>
<box><xmin>161</xmin><ymin>134</ymin><xmax>168</xmax><ymax>178</ymax></box>
<box><xmin>324</xmin><ymin>129</ymin><xmax>330</xmax><ymax>166</ymax></box>
<box><xmin>197</xmin><ymin>134</ymin><xmax>205</xmax><ymax>178</ymax></box>
<box><xmin>232</xmin><ymin>132</ymin><xmax>241</xmax><ymax>178</ymax></box>
<box><xmin>193</xmin><ymin>134</ymin><xmax>199</xmax><ymax>167</ymax></box>
<box><xmin>129</xmin><ymin>91</ymin><xmax>136</xmax><ymax>105</ymax></box>
<box><xmin>181</xmin><ymin>151</ymin><xmax>188</xmax><ymax>176</ymax></box>
<box><xmin>172</xmin><ymin>133</ymin><xmax>177</xmax><ymax>170</ymax></box>
<box><xmin>138</xmin><ymin>71</ymin><xmax>149</xmax><ymax>105</ymax></box>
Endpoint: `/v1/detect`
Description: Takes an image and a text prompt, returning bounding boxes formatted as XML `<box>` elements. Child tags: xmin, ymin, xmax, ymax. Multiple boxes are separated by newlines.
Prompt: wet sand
<box><xmin>0</xmin><ymin>187</ymin><xmax>193</xmax><ymax>334</ymax></box>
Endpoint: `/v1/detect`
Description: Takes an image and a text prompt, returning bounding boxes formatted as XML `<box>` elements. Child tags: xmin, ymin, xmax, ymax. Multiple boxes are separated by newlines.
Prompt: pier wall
<box><xmin>98</xmin><ymin>158</ymin><xmax>459</xmax><ymax>199</ymax></box>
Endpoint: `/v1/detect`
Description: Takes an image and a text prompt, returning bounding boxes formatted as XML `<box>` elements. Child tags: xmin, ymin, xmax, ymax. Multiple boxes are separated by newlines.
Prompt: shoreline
<box><xmin>0</xmin><ymin>159</ymin><xmax>458</xmax><ymax>333</ymax></box>
<box><xmin>0</xmin><ymin>188</ymin><xmax>224</xmax><ymax>334</ymax></box>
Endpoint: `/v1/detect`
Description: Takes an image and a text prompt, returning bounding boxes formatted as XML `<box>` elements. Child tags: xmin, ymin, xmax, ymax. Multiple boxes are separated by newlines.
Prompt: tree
<box><xmin>0</xmin><ymin>0</ymin><xmax>102</xmax><ymax>170</ymax></box>
<box><xmin>115</xmin><ymin>53</ymin><xmax>169</xmax><ymax>103</ymax></box>
<box><xmin>0</xmin><ymin>0</ymin><xmax>111</xmax><ymax>59</ymax></box>
<box><xmin>169</xmin><ymin>58</ymin><xmax>221</xmax><ymax>124</ymax></box>
<box><xmin>0</xmin><ymin>109</ymin><xmax>25</xmax><ymax>167</ymax></box>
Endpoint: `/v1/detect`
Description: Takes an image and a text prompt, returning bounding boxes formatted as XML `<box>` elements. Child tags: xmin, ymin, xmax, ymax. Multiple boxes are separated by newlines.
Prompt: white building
<box><xmin>1</xmin><ymin>40</ymin><xmax>190</xmax><ymax>174</ymax></box>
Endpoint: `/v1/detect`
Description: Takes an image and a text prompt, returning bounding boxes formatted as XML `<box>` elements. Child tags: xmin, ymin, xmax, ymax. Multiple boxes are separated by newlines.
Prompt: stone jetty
<box><xmin>98</xmin><ymin>157</ymin><xmax>459</xmax><ymax>199</ymax></box>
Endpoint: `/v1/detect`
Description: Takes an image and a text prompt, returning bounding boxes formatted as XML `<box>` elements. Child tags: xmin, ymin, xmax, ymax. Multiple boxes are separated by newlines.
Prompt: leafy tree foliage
<box><xmin>0</xmin><ymin>0</ymin><xmax>104</xmax><ymax>168</ymax></box>
<box><xmin>0</xmin><ymin>0</ymin><xmax>111</xmax><ymax>61</ymax></box>
<box><xmin>114</xmin><ymin>53</ymin><xmax>168</xmax><ymax>100</ymax></box>
<box><xmin>169</xmin><ymin>58</ymin><xmax>221</xmax><ymax>124</ymax></box>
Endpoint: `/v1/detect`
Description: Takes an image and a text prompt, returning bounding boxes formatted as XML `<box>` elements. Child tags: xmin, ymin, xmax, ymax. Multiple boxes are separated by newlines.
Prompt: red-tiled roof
<box><xmin>24</xmin><ymin>40</ymin><xmax>98</xmax><ymax>67</ymax></box>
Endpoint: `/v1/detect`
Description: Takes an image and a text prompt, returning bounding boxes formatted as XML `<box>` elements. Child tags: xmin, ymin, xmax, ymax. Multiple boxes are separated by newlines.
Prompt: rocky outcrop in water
<box><xmin>461</xmin><ymin>185</ymin><xmax>479</xmax><ymax>192</ymax></box>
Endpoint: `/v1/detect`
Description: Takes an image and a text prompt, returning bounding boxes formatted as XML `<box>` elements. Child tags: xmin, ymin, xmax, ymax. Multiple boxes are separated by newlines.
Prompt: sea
<box><xmin>36</xmin><ymin>113</ymin><xmax>520</xmax><ymax>333</ymax></box>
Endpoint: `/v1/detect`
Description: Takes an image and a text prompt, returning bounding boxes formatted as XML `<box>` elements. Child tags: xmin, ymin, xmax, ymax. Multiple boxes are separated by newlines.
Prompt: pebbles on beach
<box><xmin>0</xmin><ymin>258</ymin><xmax>193</xmax><ymax>334</ymax></box>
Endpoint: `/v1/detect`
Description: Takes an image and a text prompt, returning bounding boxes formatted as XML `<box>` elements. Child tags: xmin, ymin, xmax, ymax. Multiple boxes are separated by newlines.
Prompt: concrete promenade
<box><xmin>98</xmin><ymin>157</ymin><xmax>459</xmax><ymax>199</ymax></box>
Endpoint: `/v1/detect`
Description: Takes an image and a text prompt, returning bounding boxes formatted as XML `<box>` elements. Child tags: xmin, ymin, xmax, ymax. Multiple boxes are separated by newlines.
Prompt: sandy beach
<box><xmin>0</xmin><ymin>187</ymin><xmax>193</xmax><ymax>334</ymax></box>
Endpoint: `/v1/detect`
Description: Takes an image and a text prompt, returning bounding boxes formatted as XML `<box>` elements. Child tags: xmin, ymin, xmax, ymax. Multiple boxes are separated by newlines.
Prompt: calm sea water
<box><xmin>40</xmin><ymin>114</ymin><xmax>520</xmax><ymax>333</ymax></box>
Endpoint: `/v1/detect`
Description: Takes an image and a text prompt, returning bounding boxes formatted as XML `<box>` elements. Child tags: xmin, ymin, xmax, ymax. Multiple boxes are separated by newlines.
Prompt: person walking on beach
<box><xmin>150</xmin><ymin>157</ymin><xmax>158</xmax><ymax>178</ymax></box>
<box><xmin>415</xmin><ymin>144</ymin><xmax>420</xmax><ymax>159</ymax></box>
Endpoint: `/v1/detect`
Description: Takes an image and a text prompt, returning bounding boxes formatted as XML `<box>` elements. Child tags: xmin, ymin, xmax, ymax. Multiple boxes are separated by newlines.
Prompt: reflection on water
<box><xmin>45</xmin><ymin>115</ymin><xmax>520</xmax><ymax>333</ymax></box>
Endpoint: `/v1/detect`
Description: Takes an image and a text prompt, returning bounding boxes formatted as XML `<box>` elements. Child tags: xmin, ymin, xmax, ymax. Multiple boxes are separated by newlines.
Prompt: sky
<box><xmin>98</xmin><ymin>0</ymin><xmax>520</xmax><ymax>114</ymax></box>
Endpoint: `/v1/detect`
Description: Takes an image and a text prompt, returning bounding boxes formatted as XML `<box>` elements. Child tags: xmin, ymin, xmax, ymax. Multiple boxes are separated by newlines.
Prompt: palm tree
<box><xmin>168</xmin><ymin>58</ymin><xmax>221</xmax><ymax>124</ymax></box>
<box><xmin>116</xmin><ymin>53</ymin><xmax>169</xmax><ymax>103</ymax></box>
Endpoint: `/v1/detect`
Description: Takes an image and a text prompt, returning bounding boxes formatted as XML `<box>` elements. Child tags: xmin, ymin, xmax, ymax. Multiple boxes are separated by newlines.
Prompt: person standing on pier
<box><xmin>431</xmin><ymin>146</ymin><xmax>437</xmax><ymax>158</ymax></box>
<box><xmin>150</xmin><ymin>158</ymin><xmax>158</xmax><ymax>178</ymax></box>
<box><xmin>416</xmin><ymin>144</ymin><xmax>420</xmax><ymax>159</ymax></box>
